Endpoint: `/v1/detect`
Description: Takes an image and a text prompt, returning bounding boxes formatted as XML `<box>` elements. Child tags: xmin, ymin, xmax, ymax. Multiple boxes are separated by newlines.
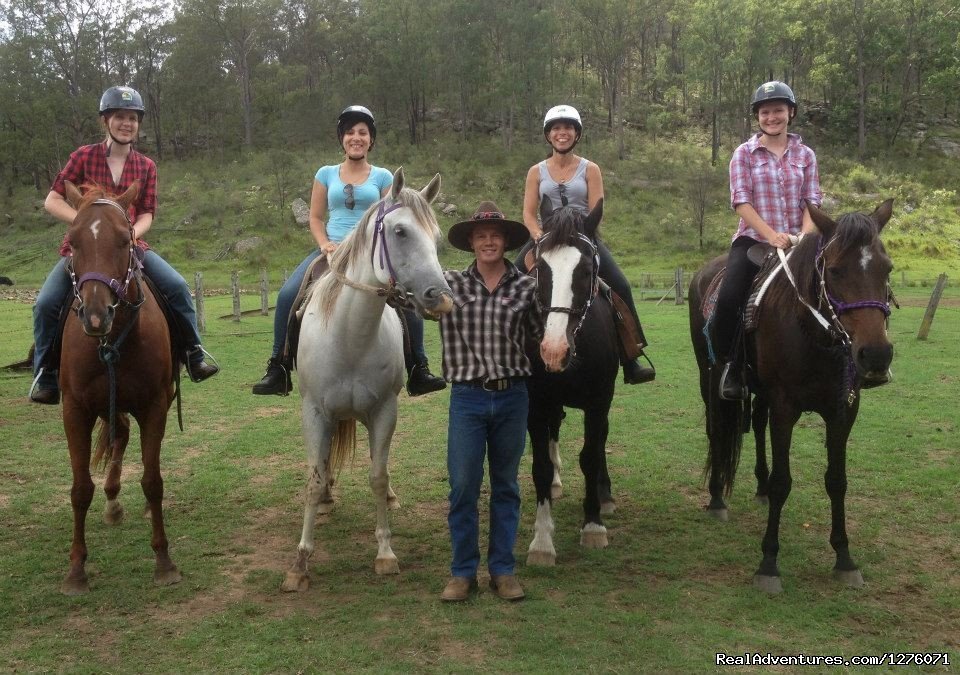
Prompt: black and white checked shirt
<box><xmin>440</xmin><ymin>260</ymin><xmax>543</xmax><ymax>383</ymax></box>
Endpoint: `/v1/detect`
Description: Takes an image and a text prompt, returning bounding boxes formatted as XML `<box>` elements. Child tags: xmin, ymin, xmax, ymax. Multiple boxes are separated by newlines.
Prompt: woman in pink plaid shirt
<box><xmin>715</xmin><ymin>81</ymin><xmax>823</xmax><ymax>401</ymax></box>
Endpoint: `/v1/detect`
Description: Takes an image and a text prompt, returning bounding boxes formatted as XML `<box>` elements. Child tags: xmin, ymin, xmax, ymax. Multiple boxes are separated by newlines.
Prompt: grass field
<box><xmin>0</xmin><ymin>287</ymin><xmax>957</xmax><ymax>672</ymax></box>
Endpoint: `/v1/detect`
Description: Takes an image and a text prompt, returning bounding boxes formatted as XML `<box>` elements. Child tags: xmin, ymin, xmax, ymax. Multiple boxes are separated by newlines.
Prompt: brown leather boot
<box><xmin>440</xmin><ymin>576</ymin><xmax>478</xmax><ymax>602</ymax></box>
<box><xmin>488</xmin><ymin>574</ymin><xmax>525</xmax><ymax>601</ymax></box>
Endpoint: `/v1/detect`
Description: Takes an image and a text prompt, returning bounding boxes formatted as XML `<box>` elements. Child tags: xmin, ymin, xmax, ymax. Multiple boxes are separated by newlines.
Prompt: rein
<box><xmin>534</xmin><ymin>231</ymin><xmax>600</xmax><ymax>340</ymax></box>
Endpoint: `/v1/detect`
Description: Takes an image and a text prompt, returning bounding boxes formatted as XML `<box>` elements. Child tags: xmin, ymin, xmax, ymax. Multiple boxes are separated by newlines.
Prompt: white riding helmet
<box><xmin>543</xmin><ymin>105</ymin><xmax>583</xmax><ymax>140</ymax></box>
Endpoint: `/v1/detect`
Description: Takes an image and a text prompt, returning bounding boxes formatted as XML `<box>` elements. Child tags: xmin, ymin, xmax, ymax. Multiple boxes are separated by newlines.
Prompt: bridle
<box><xmin>68</xmin><ymin>198</ymin><xmax>144</xmax><ymax>312</ymax></box>
<box><xmin>533</xmin><ymin>230</ymin><xmax>600</xmax><ymax>339</ymax></box>
<box><xmin>329</xmin><ymin>199</ymin><xmax>407</xmax><ymax>302</ymax></box>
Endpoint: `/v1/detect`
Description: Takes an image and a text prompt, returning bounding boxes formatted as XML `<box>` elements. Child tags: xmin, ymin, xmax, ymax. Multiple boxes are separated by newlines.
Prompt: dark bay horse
<box><xmin>58</xmin><ymin>181</ymin><xmax>179</xmax><ymax>595</ymax></box>
<box><xmin>525</xmin><ymin>197</ymin><xmax>621</xmax><ymax>566</ymax></box>
<box><xmin>689</xmin><ymin>200</ymin><xmax>895</xmax><ymax>593</ymax></box>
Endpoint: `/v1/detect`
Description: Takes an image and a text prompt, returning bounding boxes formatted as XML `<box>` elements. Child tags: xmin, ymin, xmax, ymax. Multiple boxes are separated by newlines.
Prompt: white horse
<box><xmin>281</xmin><ymin>167</ymin><xmax>453</xmax><ymax>592</ymax></box>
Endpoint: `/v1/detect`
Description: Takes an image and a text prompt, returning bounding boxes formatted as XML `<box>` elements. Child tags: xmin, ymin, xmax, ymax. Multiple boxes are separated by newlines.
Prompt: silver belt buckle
<box><xmin>482</xmin><ymin>378</ymin><xmax>507</xmax><ymax>391</ymax></box>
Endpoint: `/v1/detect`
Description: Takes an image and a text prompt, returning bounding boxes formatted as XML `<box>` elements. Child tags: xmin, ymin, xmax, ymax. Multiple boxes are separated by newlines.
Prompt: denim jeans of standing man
<box><xmin>446</xmin><ymin>381</ymin><xmax>529</xmax><ymax>579</ymax></box>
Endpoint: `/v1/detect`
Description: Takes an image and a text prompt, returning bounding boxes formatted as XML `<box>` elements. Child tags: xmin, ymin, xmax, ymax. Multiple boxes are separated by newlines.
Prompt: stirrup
<box><xmin>186</xmin><ymin>345</ymin><xmax>220</xmax><ymax>379</ymax></box>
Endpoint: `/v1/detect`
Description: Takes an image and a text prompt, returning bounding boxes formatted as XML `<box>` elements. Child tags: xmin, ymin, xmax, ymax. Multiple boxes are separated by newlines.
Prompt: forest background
<box><xmin>1</xmin><ymin>0</ymin><xmax>959</xmax><ymax>285</ymax></box>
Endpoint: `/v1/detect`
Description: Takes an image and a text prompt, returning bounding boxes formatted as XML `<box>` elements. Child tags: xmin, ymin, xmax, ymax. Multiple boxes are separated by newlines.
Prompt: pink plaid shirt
<box><xmin>51</xmin><ymin>142</ymin><xmax>158</xmax><ymax>256</ymax></box>
<box><xmin>729</xmin><ymin>132</ymin><xmax>821</xmax><ymax>242</ymax></box>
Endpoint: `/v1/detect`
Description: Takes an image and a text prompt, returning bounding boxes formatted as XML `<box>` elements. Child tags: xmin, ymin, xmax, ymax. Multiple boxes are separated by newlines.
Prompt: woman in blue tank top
<box><xmin>251</xmin><ymin>106</ymin><xmax>445</xmax><ymax>396</ymax></box>
<box><xmin>520</xmin><ymin>105</ymin><xmax>655</xmax><ymax>385</ymax></box>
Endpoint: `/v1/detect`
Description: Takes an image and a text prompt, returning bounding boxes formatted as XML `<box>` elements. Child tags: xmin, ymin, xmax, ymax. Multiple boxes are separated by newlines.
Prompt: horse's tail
<box><xmin>92</xmin><ymin>414</ymin><xmax>130</xmax><ymax>472</ymax></box>
<box><xmin>704</xmin><ymin>369</ymin><xmax>746</xmax><ymax>498</ymax></box>
<box><xmin>328</xmin><ymin>418</ymin><xmax>357</xmax><ymax>477</ymax></box>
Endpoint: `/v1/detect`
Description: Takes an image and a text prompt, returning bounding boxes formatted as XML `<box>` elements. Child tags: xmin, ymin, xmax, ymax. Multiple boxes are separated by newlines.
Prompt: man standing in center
<box><xmin>439</xmin><ymin>202</ymin><xmax>542</xmax><ymax>603</ymax></box>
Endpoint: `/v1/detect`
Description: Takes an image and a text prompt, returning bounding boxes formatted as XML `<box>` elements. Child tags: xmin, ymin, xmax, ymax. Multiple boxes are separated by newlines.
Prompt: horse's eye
<box><xmin>827</xmin><ymin>266</ymin><xmax>845</xmax><ymax>280</ymax></box>
<box><xmin>394</xmin><ymin>225</ymin><xmax>406</xmax><ymax>237</ymax></box>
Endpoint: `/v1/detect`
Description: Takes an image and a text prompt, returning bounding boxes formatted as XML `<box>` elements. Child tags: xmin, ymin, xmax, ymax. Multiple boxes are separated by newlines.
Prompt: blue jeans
<box><xmin>32</xmin><ymin>250</ymin><xmax>204</xmax><ymax>377</ymax></box>
<box><xmin>271</xmin><ymin>249</ymin><xmax>429</xmax><ymax>366</ymax></box>
<box><xmin>447</xmin><ymin>381</ymin><xmax>529</xmax><ymax>578</ymax></box>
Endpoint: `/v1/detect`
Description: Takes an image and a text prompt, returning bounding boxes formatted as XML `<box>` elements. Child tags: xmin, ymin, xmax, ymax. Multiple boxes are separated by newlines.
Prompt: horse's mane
<box><xmin>771</xmin><ymin>211</ymin><xmax>880</xmax><ymax>308</ymax></box>
<box><xmin>539</xmin><ymin>207</ymin><xmax>590</xmax><ymax>254</ymax></box>
<box><xmin>311</xmin><ymin>186</ymin><xmax>440</xmax><ymax>320</ymax></box>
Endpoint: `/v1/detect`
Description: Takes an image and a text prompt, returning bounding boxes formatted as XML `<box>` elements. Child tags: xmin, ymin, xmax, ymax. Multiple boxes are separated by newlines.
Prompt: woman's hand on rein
<box><xmin>320</xmin><ymin>242</ymin><xmax>338</xmax><ymax>254</ymax></box>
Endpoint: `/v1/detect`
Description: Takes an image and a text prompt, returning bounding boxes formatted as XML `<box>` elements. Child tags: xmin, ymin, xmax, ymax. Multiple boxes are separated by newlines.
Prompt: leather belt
<box><xmin>463</xmin><ymin>377</ymin><xmax>520</xmax><ymax>391</ymax></box>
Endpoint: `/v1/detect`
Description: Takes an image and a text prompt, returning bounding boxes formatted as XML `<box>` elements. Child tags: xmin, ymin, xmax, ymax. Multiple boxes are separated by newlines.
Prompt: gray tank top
<box><xmin>538</xmin><ymin>158</ymin><xmax>589</xmax><ymax>213</ymax></box>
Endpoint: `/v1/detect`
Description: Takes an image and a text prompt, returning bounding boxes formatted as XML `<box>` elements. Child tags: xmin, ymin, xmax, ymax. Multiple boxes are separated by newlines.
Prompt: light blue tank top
<box><xmin>538</xmin><ymin>158</ymin><xmax>589</xmax><ymax>213</ymax></box>
<box><xmin>315</xmin><ymin>164</ymin><xmax>393</xmax><ymax>243</ymax></box>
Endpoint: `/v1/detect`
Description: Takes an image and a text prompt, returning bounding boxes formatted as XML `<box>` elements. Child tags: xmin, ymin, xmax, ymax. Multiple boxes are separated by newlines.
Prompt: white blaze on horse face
<box><xmin>540</xmin><ymin>246</ymin><xmax>580</xmax><ymax>370</ymax></box>
<box><xmin>90</xmin><ymin>219</ymin><xmax>101</xmax><ymax>241</ymax></box>
<box><xmin>860</xmin><ymin>245</ymin><xmax>873</xmax><ymax>272</ymax></box>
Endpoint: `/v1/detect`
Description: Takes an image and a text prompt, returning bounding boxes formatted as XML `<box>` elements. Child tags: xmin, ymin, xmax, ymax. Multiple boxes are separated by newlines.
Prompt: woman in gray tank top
<box><xmin>519</xmin><ymin>105</ymin><xmax>655</xmax><ymax>385</ymax></box>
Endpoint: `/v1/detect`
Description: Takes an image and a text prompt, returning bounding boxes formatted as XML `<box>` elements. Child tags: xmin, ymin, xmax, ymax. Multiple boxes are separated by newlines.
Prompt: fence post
<box><xmin>231</xmin><ymin>271</ymin><xmax>241</xmax><ymax>322</ymax></box>
<box><xmin>675</xmin><ymin>267</ymin><xmax>684</xmax><ymax>305</ymax></box>
<box><xmin>259</xmin><ymin>267</ymin><xmax>269</xmax><ymax>316</ymax></box>
<box><xmin>194</xmin><ymin>272</ymin><xmax>206</xmax><ymax>334</ymax></box>
<box><xmin>917</xmin><ymin>273</ymin><xmax>948</xmax><ymax>340</ymax></box>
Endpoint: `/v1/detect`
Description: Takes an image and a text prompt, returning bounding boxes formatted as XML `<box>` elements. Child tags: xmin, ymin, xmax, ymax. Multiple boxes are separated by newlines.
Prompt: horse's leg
<box><xmin>61</xmin><ymin>402</ymin><xmax>97</xmax><ymax>595</ymax></box>
<box><xmin>579</xmin><ymin>408</ymin><xmax>609</xmax><ymax>549</ymax></box>
<box><xmin>103</xmin><ymin>415</ymin><xmax>131</xmax><ymax>525</ymax></box>
<box><xmin>824</xmin><ymin>412</ymin><xmax>863</xmax><ymax>588</ymax></box>
<box><xmin>282</xmin><ymin>399</ymin><xmax>333</xmax><ymax>592</ymax></box>
<box><xmin>138</xmin><ymin>405</ymin><xmax>181</xmax><ymax>587</ymax></box>
<box><xmin>368</xmin><ymin>398</ymin><xmax>399</xmax><ymax>575</ymax></box>
<box><xmin>548</xmin><ymin>413</ymin><xmax>562</xmax><ymax>500</ymax></box>
<box><xmin>527</xmin><ymin>404</ymin><xmax>558</xmax><ymax>566</ymax></box>
<box><xmin>753</xmin><ymin>398</ymin><xmax>799</xmax><ymax>594</ymax></box>
<box><xmin>598</xmin><ymin>436</ymin><xmax>616</xmax><ymax>516</ymax></box>
<box><xmin>752</xmin><ymin>396</ymin><xmax>770</xmax><ymax>506</ymax></box>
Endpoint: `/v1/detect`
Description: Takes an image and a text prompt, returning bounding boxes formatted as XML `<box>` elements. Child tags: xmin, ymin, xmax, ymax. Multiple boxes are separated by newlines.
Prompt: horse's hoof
<box><xmin>833</xmin><ymin>568</ymin><xmax>864</xmax><ymax>588</ymax></box>
<box><xmin>754</xmin><ymin>495</ymin><xmax>769</xmax><ymax>507</ymax></box>
<box><xmin>526</xmin><ymin>550</ymin><xmax>556</xmax><ymax>567</ymax></box>
<box><xmin>154</xmin><ymin>566</ymin><xmax>183</xmax><ymax>586</ymax></box>
<box><xmin>374</xmin><ymin>557</ymin><xmax>400</xmax><ymax>575</ymax></box>
<box><xmin>387</xmin><ymin>496</ymin><xmax>401</xmax><ymax>511</ymax></box>
<box><xmin>317</xmin><ymin>500</ymin><xmax>335</xmax><ymax>515</ymax></box>
<box><xmin>61</xmin><ymin>575</ymin><xmax>90</xmax><ymax>596</ymax></box>
<box><xmin>104</xmin><ymin>501</ymin><xmax>124</xmax><ymax>525</ymax></box>
<box><xmin>550</xmin><ymin>485</ymin><xmax>563</xmax><ymax>500</ymax></box>
<box><xmin>707</xmin><ymin>507</ymin><xmax>729</xmax><ymax>522</ymax></box>
<box><xmin>580</xmin><ymin>525</ymin><xmax>608</xmax><ymax>549</ymax></box>
<box><xmin>600</xmin><ymin>500</ymin><xmax>616</xmax><ymax>516</ymax></box>
<box><xmin>280</xmin><ymin>571</ymin><xmax>310</xmax><ymax>592</ymax></box>
<box><xmin>753</xmin><ymin>574</ymin><xmax>783</xmax><ymax>594</ymax></box>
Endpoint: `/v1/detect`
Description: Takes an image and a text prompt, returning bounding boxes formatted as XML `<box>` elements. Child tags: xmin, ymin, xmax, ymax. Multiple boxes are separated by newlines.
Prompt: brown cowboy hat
<box><xmin>448</xmin><ymin>201</ymin><xmax>529</xmax><ymax>252</ymax></box>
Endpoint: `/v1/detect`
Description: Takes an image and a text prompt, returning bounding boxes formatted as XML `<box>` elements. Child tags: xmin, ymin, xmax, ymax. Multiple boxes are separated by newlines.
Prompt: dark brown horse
<box><xmin>689</xmin><ymin>200</ymin><xmax>894</xmax><ymax>594</ymax></box>
<box><xmin>59</xmin><ymin>180</ymin><xmax>180</xmax><ymax>595</ymax></box>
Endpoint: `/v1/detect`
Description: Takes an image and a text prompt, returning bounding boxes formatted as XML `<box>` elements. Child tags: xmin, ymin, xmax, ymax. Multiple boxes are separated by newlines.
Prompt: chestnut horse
<box><xmin>689</xmin><ymin>200</ymin><xmax>895</xmax><ymax>593</ymax></box>
<box><xmin>58</xmin><ymin>181</ymin><xmax>179</xmax><ymax>595</ymax></box>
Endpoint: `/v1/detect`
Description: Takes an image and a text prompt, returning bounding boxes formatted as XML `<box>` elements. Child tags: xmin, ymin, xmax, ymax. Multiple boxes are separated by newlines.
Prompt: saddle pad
<box><xmin>701</xmin><ymin>267</ymin><xmax>726</xmax><ymax>321</ymax></box>
<box><xmin>744</xmin><ymin>253</ymin><xmax>782</xmax><ymax>333</ymax></box>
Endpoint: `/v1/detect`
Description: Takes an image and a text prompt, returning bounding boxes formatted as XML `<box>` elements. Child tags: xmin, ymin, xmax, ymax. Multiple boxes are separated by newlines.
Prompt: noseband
<box><xmin>68</xmin><ymin>198</ymin><xmax>143</xmax><ymax>310</ymax></box>
<box><xmin>534</xmin><ymin>231</ymin><xmax>600</xmax><ymax>338</ymax></box>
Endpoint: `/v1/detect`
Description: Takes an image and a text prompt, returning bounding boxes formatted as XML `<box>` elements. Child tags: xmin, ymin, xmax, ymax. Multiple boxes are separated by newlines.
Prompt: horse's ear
<box><xmin>584</xmin><ymin>199</ymin><xmax>603</xmax><ymax>238</ymax></box>
<box><xmin>808</xmin><ymin>202</ymin><xmax>836</xmax><ymax>239</ymax></box>
<box><xmin>539</xmin><ymin>194</ymin><xmax>553</xmax><ymax>226</ymax></box>
<box><xmin>870</xmin><ymin>198</ymin><xmax>894</xmax><ymax>233</ymax></box>
<box><xmin>390</xmin><ymin>166</ymin><xmax>405</xmax><ymax>200</ymax></box>
<box><xmin>64</xmin><ymin>181</ymin><xmax>83</xmax><ymax>209</ymax></box>
<box><xmin>118</xmin><ymin>180</ymin><xmax>140</xmax><ymax>210</ymax></box>
<box><xmin>420</xmin><ymin>173</ymin><xmax>441</xmax><ymax>204</ymax></box>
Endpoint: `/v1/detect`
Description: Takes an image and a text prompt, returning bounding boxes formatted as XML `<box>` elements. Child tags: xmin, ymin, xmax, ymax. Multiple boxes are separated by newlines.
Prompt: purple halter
<box><xmin>70</xmin><ymin>198</ymin><xmax>142</xmax><ymax>306</ymax></box>
<box><xmin>371</xmin><ymin>199</ymin><xmax>404</xmax><ymax>286</ymax></box>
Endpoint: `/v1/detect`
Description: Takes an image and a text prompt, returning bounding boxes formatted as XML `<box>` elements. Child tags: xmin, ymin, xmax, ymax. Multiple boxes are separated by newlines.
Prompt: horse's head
<box><xmin>808</xmin><ymin>199</ymin><xmax>895</xmax><ymax>385</ymax></box>
<box><xmin>371</xmin><ymin>167</ymin><xmax>453</xmax><ymax>317</ymax></box>
<box><xmin>534</xmin><ymin>195</ymin><xmax>602</xmax><ymax>372</ymax></box>
<box><xmin>65</xmin><ymin>180</ymin><xmax>141</xmax><ymax>337</ymax></box>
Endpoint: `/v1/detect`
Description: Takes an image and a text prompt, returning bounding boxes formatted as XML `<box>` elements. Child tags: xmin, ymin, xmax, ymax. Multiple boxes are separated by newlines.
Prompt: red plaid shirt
<box><xmin>729</xmin><ymin>132</ymin><xmax>821</xmax><ymax>242</ymax></box>
<box><xmin>51</xmin><ymin>142</ymin><xmax>158</xmax><ymax>256</ymax></box>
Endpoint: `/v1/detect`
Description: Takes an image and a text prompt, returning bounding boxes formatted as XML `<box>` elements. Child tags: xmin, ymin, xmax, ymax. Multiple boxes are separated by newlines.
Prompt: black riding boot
<box><xmin>622</xmin><ymin>352</ymin><xmax>656</xmax><ymax>385</ymax></box>
<box><xmin>252</xmin><ymin>358</ymin><xmax>292</xmax><ymax>396</ymax></box>
<box><xmin>406</xmin><ymin>360</ymin><xmax>446</xmax><ymax>396</ymax></box>
<box><xmin>718</xmin><ymin>360</ymin><xmax>747</xmax><ymax>401</ymax></box>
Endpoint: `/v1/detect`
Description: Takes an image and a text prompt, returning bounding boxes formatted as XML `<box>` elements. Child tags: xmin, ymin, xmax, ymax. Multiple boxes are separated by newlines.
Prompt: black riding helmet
<box><xmin>337</xmin><ymin>105</ymin><xmax>377</xmax><ymax>150</ymax></box>
<box><xmin>99</xmin><ymin>86</ymin><xmax>145</xmax><ymax>122</ymax></box>
<box><xmin>750</xmin><ymin>81</ymin><xmax>797</xmax><ymax>119</ymax></box>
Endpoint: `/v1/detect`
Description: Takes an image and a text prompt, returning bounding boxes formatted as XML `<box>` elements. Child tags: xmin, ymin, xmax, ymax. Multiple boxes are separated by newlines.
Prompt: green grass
<box><xmin>1</xmin><ymin>288</ymin><xmax>957</xmax><ymax>672</ymax></box>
